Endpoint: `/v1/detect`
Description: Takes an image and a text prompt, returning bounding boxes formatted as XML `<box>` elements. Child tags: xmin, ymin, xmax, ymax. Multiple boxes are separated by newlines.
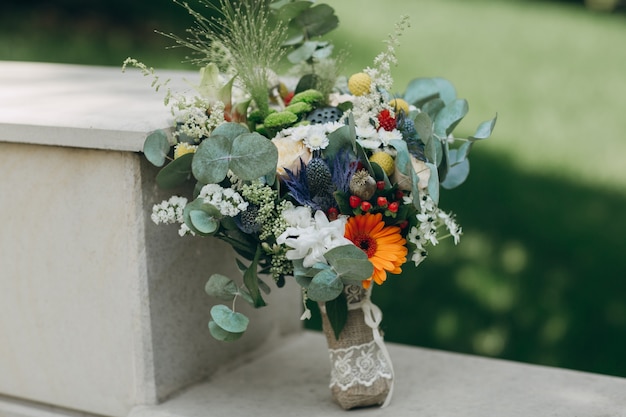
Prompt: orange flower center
<box><xmin>353</xmin><ymin>233</ymin><xmax>378</xmax><ymax>258</ymax></box>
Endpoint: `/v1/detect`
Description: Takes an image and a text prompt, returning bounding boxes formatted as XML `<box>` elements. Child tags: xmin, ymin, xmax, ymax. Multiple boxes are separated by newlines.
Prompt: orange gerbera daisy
<box><xmin>344</xmin><ymin>212</ymin><xmax>408</xmax><ymax>288</ymax></box>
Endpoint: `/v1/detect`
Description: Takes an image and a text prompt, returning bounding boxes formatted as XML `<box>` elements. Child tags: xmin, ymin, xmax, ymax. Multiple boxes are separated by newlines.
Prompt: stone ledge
<box><xmin>128</xmin><ymin>331</ymin><xmax>626</xmax><ymax>417</ymax></box>
<box><xmin>0</xmin><ymin>61</ymin><xmax>192</xmax><ymax>152</ymax></box>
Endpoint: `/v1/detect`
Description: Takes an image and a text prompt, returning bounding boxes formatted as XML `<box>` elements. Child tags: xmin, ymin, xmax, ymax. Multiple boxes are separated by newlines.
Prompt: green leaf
<box><xmin>191</xmin><ymin>135</ymin><xmax>232</xmax><ymax>184</ymax></box>
<box><xmin>308</xmin><ymin>269</ymin><xmax>344</xmax><ymax>302</ymax></box>
<box><xmin>325</xmin><ymin>292</ymin><xmax>348</xmax><ymax>340</ymax></box>
<box><xmin>469</xmin><ymin>114</ymin><xmax>498</xmax><ymax>141</ymax></box>
<box><xmin>324</xmin><ymin>246</ymin><xmax>373</xmax><ymax>283</ymax></box>
<box><xmin>211</xmin><ymin>122</ymin><xmax>249</xmax><ymax>141</ymax></box>
<box><xmin>210</xmin><ymin>305</ymin><xmax>249</xmax><ymax>333</ymax></box>
<box><xmin>426</xmin><ymin>162</ymin><xmax>440</xmax><ymax>205</ymax></box>
<box><xmin>155</xmin><ymin>153</ymin><xmax>193</xmax><ymax>189</ymax></box>
<box><xmin>287</xmin><ymin>40</ymin><xmax>318</xmax><ymax>63</ymax></box>
<box><xmin>312</xmin><ymin>43</ymin><xmax>334</xmax><ymax>60</ymax></box>
<box><xmin>183</xmin><ymin>197</ymin><xmax>221</xmax><ymax>236</ymax></box>
<box><xmin>243</xmin><ymin>246</ymin><xmax>266</xmax><ymax>308</ymax></box>
<box><xmin>143</xmin><ymin>130</ymin><xmax>170</xmax><ymax>167</ymax></box>
<box><xmin>205</xmin><ymin>274</ymin><xmax>239</xmax><ymax>301</ymax></box>
<box><xmin>441</xmin><ymin>157</ymin><xmax>470</xmax><ymax>190</ymax></box>
<box><xmin>434</xmin><ymin>99</ymin><xmax>469</xmax><ymax>138</ymax></box>
<box><xmin>421</xmin><ymin>98</ymin><xmax>446</xmax><ymax>121</ymax></box>
<box><xmin>431</xmin><ymin>77</ymin><xmax>458</xmax><ymax>104</ymax></box>
<box><xmin>403</xmin><ymin>78</ymin><xmax>440</xmax><ymax>107</ymax></box>
<box><xmin>324</xmin><ymin>125</ymin><xmax>353</xmax><ymax>160</ymax></box>
<box><xmin>413</xmin><ymin>112</ymin><xmax>433</xmax><ymax>144</ymax></box>
<box><xmin>229</xmin><ymin>133</ymin><xmax>278</xmax><ymax>181</ymax></box>
<box><xmin>189</xmin><ymin>210</ymin><xmax>219</xmax><ymax>235</ymax></box>
<box><xmin>295</xmin><ymin>4</ymin><xmax>338</xmax><ymax>38</ymax></box>
<box><xmin>209</xmin><ymin>320</ymin><xmax>244</xmax><ymax>342</ymax></box>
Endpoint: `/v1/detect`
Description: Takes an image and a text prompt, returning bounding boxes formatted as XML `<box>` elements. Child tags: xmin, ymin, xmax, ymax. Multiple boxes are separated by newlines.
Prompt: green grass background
<box><xmin>2</xmin><ymin>0</ymin><xmax>625</xmax><ymax>377</ymax></box>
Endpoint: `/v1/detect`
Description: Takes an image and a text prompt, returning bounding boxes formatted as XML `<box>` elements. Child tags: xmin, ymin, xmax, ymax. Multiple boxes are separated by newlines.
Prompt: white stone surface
<box><xmin>128</xmin><ymin>331</ymin><xmax>626</xmax><ymax>417</ymax></box>
<box><xmin>0</xmin><ymin>61</ymin><xmax>193</xmax><ymax>151</ymax></box>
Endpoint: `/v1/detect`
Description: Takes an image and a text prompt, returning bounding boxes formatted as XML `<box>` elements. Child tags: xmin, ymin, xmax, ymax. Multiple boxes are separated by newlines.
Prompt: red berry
<box><xmin>349</xmin><ymin>195</ymin><xmax>362</xmax><ymax>209</ymax></box>
<box><xmin>376</xmin><ymin>181</ymin><xmax>385</xmax><ymax>191</ymax></box>
<box><xmin>283</xmin><ymin>91</ymin><xmax>295</xmax><ymax>106</ymax></box>
<box><xmin>399</xmin><ymin>220</ymin><xmax>409</xmax><ymax>229</ymax></box>
<box><xmin>360</xmin><ymin>201</ymin><xmax>372</xmax><ymax>212</ymax></box>
<box><xmin>327</xmin><ymin>207</ymin><xmax>339</xmax><ymax>220</ymax></box>
<box><xmin>377</xmin><ymin>109</ymin><xmax>396</xmax><ymax>131</ymax></box>
<box><xmin>388</xmin><ymin>201</ymin><xmax>399</xmax><ymax>213</ymax></box>
<box><xmin>377</xmin><ymin>196</ymin><xmax>388</xmax><ymax>208</ymax></box>
<box><xmin>395</xmin><ymin>190</ymin><xmax>404</xmax><ymax>200</ymax></box>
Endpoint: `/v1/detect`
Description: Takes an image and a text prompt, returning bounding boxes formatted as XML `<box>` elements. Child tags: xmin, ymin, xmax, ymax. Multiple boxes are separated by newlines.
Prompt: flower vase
<box><xmin>320</xmin><ymin>285</ymin><xmax>394</xmax><ymax>409</ymax></box>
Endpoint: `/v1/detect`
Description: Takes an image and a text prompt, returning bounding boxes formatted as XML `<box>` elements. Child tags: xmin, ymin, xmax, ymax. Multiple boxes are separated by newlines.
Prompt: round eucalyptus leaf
<box><xmin>205</xmin><ymin>274</ymin><xmax>238</xmax><ymax>301</ymax></box>
<box><xmin>229</xmin><ymin>133</ymin><xmax>278</xmax><ymax>181</ymax></box>
<box><xmin>469</xmin><ymin>114</ymin><xmax>498</xmax><ymax>141</ymax></box>
<box><xmin>209</xmin><ymin>320</ymin><xmax>244</xmax><ymax>342</ymax></box>
<box><xmin>307</xmin><ymin>269</ymin><xmax>343</xmax><ymax>302</ymax></box>
<box><xmin>210</xmin><ymin>305</ymin><xmax>249</xmax><ymax>333</ymax></box>
<box><xmin>143</xmin><ymin>130</ymin><xmax>171</xmax><ymax>167</ymax></box>
<box><xmin>189</xmin><ymin>210</ymin><xmax>219</xmax><ymax>235</ymax></box>
<box><xmin>211</xmin><ymin>122</ymin><xmax>249</xmax><ymax>141</ymax></box>
<box><xmin>155</xmin><ymin>153</ymin><xmax>193</xmax><ymax>189</ymax></box>
<box><xmin>434</xmin><ymin>98</ymin><xmax>469</xmax><ymax>138</ymax></box>
<box><xmin>191</xmin><ymin>135</ymin><xmax>232</xmax><ymax>184</ymax></box>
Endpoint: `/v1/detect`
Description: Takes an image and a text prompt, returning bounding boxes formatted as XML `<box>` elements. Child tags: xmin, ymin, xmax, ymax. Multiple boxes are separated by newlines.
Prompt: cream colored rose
<box><xmin>271</xmin><ymin>135</ymin><xmax>312</xmax><ymax>178</ymax></box>
<box><xmin>393</xmin><ymin>156</ymin><xmax>431</xmax><ymax>191</ymax></box>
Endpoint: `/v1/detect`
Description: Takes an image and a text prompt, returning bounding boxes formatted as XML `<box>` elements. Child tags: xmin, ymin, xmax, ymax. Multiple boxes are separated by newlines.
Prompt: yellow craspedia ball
<box><xmin>389</xmin><ymin>98</ymin><xmax>410</xmax><ymax>115</ymax></box>
<box><xmin>348</xmin><ymin>72</ymin><xmax>371</xmax><ymax>96</ymax></box>
<box><xmin>174</xmin><ymin>142</ymin><xmax>197</xmax><ymax>159</ymax></box>
<box><xmin>369</xmin><ymin>152</ymin><xmax>395</xmax><ymax>176</ymax></box>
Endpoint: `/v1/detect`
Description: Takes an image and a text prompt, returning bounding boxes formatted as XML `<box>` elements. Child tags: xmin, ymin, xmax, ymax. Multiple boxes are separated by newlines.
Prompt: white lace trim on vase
<box><xmin>328</xmin><ymin>340</ymin><xmax>393</xmax><ymax>391</ymax></box>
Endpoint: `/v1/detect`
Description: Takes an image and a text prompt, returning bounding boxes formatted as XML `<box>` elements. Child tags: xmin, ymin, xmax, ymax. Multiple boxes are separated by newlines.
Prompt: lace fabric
<box><xmin>329</xmin><ymin>339</ymin><xmax>393</xmax><ymax>391</ymax></box>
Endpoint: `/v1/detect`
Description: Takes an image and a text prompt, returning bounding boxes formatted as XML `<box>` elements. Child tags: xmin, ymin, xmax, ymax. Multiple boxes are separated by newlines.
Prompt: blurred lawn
<box><xmin>2</xmin><ymin>0</ymin><xmax>625</xmax><ymax>377</ymax></box>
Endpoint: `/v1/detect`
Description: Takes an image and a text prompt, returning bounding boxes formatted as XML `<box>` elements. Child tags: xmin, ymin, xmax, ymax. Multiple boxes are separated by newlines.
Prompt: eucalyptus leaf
<box><xmin>210</xmin><ymin>305</ymin><xmax>249</xmax><ymax>333</ymax></box>
<box><xmin>183</xmin><ymin>198</ymin><xmax>221</xmax><ymax>236</ymax></box>
<box><xmin>325</xmin><ymin>292</ymin><xmax>348</xmax><ymax>340</ymax></box>
<box><xmin>441</xmin><ymin>157</ymin><xmax>470</xmax><ymax>190</ymax></box>
<box><xmin>189</xmin><ymin>209</ymin><xmax>219</xmax><ymax>235</ymax></box>
<box><xmin>212</xmin><ymin>122</ymin><xmax>249</xmax><ymax>141</ymax></box>
<box><xmin>403</xmin><ymin>78</ymin><xmax>440</xmax><ymax>107</ymax></box>
<box><xmin>324</xmin><ymin>125</ymin><xmax>353</xmax><ymax>160</ymax></box>
<box><xmin>421</xmin><ymin>98</ymin><xmax>446</xmax><ymax>121</ymax></box>
<box><xmin>434</xmin><ymin>99</ymin><xmax>469</xmax><ymax>138</ymax></box>
<box><xmin>308</xmin><ymin>269</ymin><xmax>343</xmax><ymax>302</ymax></box>
<box><xmin>191</xmin><ymin>135</ymin><xmax>232</xmax><ymax>184</ymax></box>
<box><xmin>413</xmin><ymin>112</ymin><xmax>433</xmax><ymax>144</ymax></box>
<box><xmin>324</xmin><ymin>245</ymin><xmax>369</xmax><ymax>264</ymax></box>
<box><xmin>469</xmin><ymin>114</ymin><xmax>498</xmax><ymax>141</ymax></box>
<box><xmin>209</xmin><ymin>320</ymin><xmax>244</xmax><ymax>342</ymax></box>
<box><xmin>312</xmin><ymin>43</ymin><xmax>334</xmax><ymax>60</ymax></box>
<box><xmin>229</xmin><ymin>133</ymin><xmax>278</xmax><ymax>181</ymax></box>
<box><xmin>432</xmin><ymin>77</ymin><xmax>458</xmax><ymax>104</ymax></box>
<box><xmin>295</xmin><ymin>74</ymin><xmax>319</xmax><ymax>94</ymax></box>
<box><xmin>156</xmin><ymin>153</ymin><xmax>193</xmax><ymax>189</ymax></box>
<box><xmin>205</xmin><ymin>274</ymin><xmax>239</xmax><ymax>301</ymax></box>
<box><xmin>143</xmin><ymin>130</ymin><xmax>170</xmax><ymax>167</ymax></box>
<box><xmin>287</xmin><ymin>41</ymin><xmax>318</xmax><ymax>64</ymax></box>
<box><xmin>295</xmin><ymin>4</ymin><xmax>338</xmax><ymax>38</ymax></box>
<box><xmin>426</xmin><ymin>162</ymin><xmax>440</xmax><ymax>205</ymax></box>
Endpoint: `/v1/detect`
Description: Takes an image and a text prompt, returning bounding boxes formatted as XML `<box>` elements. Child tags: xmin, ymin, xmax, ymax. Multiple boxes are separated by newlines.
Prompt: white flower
<box><xmin>198</xmin><ymin>184</ymin><xmax>248</xmax><ymax>217</ymax></box>
<box><xmin>377</xmin><ymin>128</ymin><xmax>402</xmax><ymax>146</ymax></box>
<box><xmin>282</xmin><ymin>206</ymin><xmax>313</xmax><ymax>228</ymax></box>
<box><xmin>151</xmin><ymin>196</ymin><xmax>188</xmax><ymax>225</ymax></box>
<box><xmin>276</xmin><ymin>210</ymin><xmax>353</xmax><ymax>268</ymax></box>
<box><xmin>324</xmin><ymin>121</ymin><xmax>344</xmax><ymax>134</ymax></box>
<box><xmin>303</xmin><ymin>124</ymin><xmax>330</xmax><ymax>150</ymax></box>
<box><xmin>355</xmin><ymin>124</ymin><xmax>378</xmax><ymax>140</ymax></box>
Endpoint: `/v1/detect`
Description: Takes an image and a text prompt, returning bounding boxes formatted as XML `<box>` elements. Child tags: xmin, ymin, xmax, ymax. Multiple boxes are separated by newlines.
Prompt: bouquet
<box><xmin>125</xmin><ymin>0</ymin><xmax>495</xmax><ymax>409</ymax></box>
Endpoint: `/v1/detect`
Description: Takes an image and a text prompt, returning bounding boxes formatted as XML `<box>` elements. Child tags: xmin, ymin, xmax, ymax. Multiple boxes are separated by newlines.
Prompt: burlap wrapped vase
<box><xmin>320</xmin><ymin>285</ymin><xmax>394</xmax><ymax>409</ymax></box>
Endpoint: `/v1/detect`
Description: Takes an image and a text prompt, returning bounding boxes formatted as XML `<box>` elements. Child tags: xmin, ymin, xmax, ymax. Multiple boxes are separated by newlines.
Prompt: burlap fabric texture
<box><xmin>320</xmin><ymin>285</ymin><xmax>393</xmax><ymax>409</ymax></box>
